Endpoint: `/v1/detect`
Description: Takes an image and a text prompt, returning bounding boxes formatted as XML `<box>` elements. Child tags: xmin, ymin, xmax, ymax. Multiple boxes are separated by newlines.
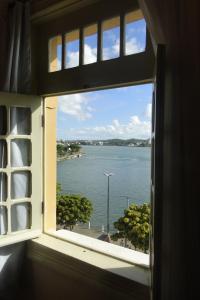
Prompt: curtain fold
<box><xmin>0</xmin><ymin>206</ymin><xmax>7</xmax><ymax>235</ymax></box>
<box><xmin>0</xmin><ymin>1</ymin><xmax>31</xmax><ymax>235</ymax></box>
<box><xmin>3</xmin><ymin>0</ymin><xmax>31</xmax><ymax>93</ymax></box>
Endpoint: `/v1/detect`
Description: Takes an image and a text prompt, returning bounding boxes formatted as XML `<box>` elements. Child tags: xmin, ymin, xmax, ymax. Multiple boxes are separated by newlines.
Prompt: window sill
<box><xmin>0</xmin><ymin>229</ymin><xmax>41</xmax><ymax>248</ymax></box>
<box><xmin>31</xmin><ymin>231</ymin><xmax>150</xmax><ymax>287</ymax></box>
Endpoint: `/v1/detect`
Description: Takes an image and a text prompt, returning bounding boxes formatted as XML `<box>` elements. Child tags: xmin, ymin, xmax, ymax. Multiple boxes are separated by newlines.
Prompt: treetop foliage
<box><xmin>111</xmin><ymin>203</ymin><xmax>150</xmax><ymax>253</ymax></box>
<box><xmin>56</xmin><ymin>183</ymin><xmax>93</xmax><ymax>231</ymax></box>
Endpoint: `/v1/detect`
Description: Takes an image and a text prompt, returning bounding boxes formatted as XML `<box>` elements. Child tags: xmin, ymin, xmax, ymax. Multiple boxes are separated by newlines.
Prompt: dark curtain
<box><xmin>3</xmin><ymin>0</ymin><xmax>31</xmax><ymax>93</ymax></box>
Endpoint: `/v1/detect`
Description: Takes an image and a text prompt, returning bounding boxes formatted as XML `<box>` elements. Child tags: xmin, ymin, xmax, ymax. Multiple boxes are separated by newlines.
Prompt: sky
<box><xmin>57</xmin><ymin>18</ymin><xmax>152</xmax><ymax>140</ymax></box>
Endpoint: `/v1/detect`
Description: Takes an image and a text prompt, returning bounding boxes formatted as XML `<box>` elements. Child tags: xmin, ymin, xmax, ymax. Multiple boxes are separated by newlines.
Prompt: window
<box><xmin>125</xmin><ymin>11</ymin><xmax>146</xmax><ymax>55</ymax></box>
<box><xmin>48</xmin><ymin>35</ymin><xmax>62</xmax><ymax>72</ymax></box>
<box><xmin>0</xmin><ymin>93</ymin><xmax>42</xmax><ymax>247</ymax></box>
<box><xmin>102</xmin><ymin>16</ymin><xmax>120</xmax><ymax>60</ymax></box>
<box><xmin>47</xmin><ymin>11</ymin><xmax>147</xmax><ymax>72</ymax></box>
<box><xmin>83</xmin><ymin>24</ymin><xmax>98</xmax><ymax>65</ymax></box>
<box><xmin>30</xmin><ymin>2</ymin><xmax>154</xmax><ymax>280</ymax></box>
<box><xmin>65</xmin><ymin>30</ymin><xmax>80</xmax><ymax>69</ymax></box>
<box><xmin>39</xmin><ymin>81</ymin><xmax>151</xmax><ymax>259</ymax></box>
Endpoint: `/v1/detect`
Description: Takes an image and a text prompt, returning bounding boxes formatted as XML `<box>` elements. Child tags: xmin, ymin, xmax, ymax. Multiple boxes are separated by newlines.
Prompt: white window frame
<box><xmin>0</xmin><ymin>92</ymin><xmax>43</xmax><ymax>247</ymax></box>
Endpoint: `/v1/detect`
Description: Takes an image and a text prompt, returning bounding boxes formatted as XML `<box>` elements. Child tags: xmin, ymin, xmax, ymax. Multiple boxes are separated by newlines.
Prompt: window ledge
<box><xmin>54</xmin><ymin>229</ymin><xmax>149</xmax><ymax>268</ymax></box>
<box><xmin>31</xmin><ymin>232</ymin><xmax>150</xmax><ymax>286</ymax></box>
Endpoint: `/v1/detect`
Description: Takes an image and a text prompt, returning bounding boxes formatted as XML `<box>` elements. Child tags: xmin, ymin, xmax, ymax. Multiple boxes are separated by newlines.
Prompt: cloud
<box><xmin>103</xmin><ymin>38</ymin><xmax>120</xmax><ymax>60</ymax></box>
<box><xmin>68</xmin><ymin>115</ymin><xmax>151</xmax><ymax>139</ymax></box>
<box><xmin>58</xmin><ymin>93</ymin><xmax>93</xmax><ymax>120</ymax></box>
<box><xmin>84</xmin><ymin>44</ymin><xmax>97</xmax><ymax>64</ymax></box>
<box><xmin>102</xmin><ymin>36</ymin><xmax>144</xmax><ymax>59</ymax></box>
<box><xmin>65</xmin><ymin>44</ymin><xmax>97</xmax><ymax>68</ymax></box>
<box><xmin>125</xmin><ymin>37</ymin><xmax>144</xmax><ymax>55</ymax></box>
<box><xmin>65</xmin><ymin>35</ymin><xmax>144</xmax><ymax>67</ymax></box>
<box><xmin>66</xmin><ymin>51</ymin><xmax>79</xmax><ymax>68</ymax></box>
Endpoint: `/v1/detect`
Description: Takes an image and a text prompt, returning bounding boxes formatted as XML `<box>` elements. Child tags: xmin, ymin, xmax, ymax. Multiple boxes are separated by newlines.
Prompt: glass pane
<box><xmin>11</xmin><ymin>203</ymin><xmax>31</xmax><ymax>232</ymax></box>
<box><xmin>0</xmin><ymin>173</ymin><xmax>7</xmax><ymax>202</ymax></box>
<box><xmin>0</xmin><ymin>206</ymin><xmax>7</xmax><ymax>235</ymax></box>
<box><xmin>0</xmin><ymin>140</ymin><xmax>7</xmax><ymax>168</ymax></box>
<box><xmin>0</xmin><ymin>106</ymin><xmax>7</xmax><ymax>135</ymax></box>
<box><xmin>83</xmin><ymin>24</ymin><xmax>97</xmax><ymax>65</ymax></box>
<box><xmin>65</xmin><ymin>30</ymin><xmax>80</xmax><ymax>69</ymax></box>
<box><xmin>11</xmin><ymin>139</ymin><xmax>31</xmax><ymax>167</ymax></box>
<box><xmin>10</xmin><ymin>107</ymin><xmax>31</xmax><ymax>135</ymax></box>
<box><xmin>125</xmin><ymin>13</ymin><xmax>146</xmax><ymax>55</ymax></box>
<box><xmin>102</xmin><ymin>16</ymin><xmax>120</xmax><ymax>60</ymax></box>
<box><xmin>11</xmin><ymin>171</ymin><xmax>31</xmax><ymax>199</ymax></box>
<box><xmin>49</xmin><ymin>35</ymin><xmax>62</xmax><ymax>72</ymax></box>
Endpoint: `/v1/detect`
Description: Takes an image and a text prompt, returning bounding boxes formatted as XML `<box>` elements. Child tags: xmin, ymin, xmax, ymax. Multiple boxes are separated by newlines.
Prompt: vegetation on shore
<box><xmin>111</xmin><ymin>203</ymin><xmax>150</xmax><ymax>253</ymax></box>
<box><xmin>57</xmin><ymin>142</ymin><xmax>81</xmax><ymax>160</ymax></box>
<box><xmin>56</xmin><ymin>183</ymin><xmax>93</xmax><ymax>231</ymax></box>
<box><xmin>80</xmin><ymin>138</ymin><xmax>151</xmax><ymax>147</ymax></box>
<box><xmin>57</xmin><ymin>138</ymin><xmax>151</xmax><ymax>149</ymax></box>
<box><xmin>56</xmin><ymin>183</ymin><xmax>150</xmax><ymax>252</ymax></box>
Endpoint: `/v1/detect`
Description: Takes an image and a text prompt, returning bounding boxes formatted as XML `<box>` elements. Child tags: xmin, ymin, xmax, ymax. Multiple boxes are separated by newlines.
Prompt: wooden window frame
<box><xmin>32</xmin><ymin>0</ymin><xmax>154</xmax><ymax>96</ymax></box>
<box><xmin>0</xmin><ymin>92</ymin><xmax>43</xmax><ymax>247</ymax></box>
<box><xmin>31</xmin><ymin>3</ymin><xmax>155</xmax><ymax>293</ymax></box>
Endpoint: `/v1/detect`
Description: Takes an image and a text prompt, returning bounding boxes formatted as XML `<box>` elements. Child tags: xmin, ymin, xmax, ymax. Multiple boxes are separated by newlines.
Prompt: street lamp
<box><xmin>120</xmin><ymin>195</ymin><xmax>131</xmax><ymax>248</ymax></box>
<box><xmin>120</xmin><ymin>195</ymin><xmax>131</xmax><ymax>208</ymax></box>
<box><xmin>104</xmin><ymin>172</ymin><xmax>114</xmax><ymax>235</ymax></box>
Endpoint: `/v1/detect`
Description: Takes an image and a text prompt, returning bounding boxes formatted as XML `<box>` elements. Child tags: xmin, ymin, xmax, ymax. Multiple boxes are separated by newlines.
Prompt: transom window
<box><xmin>48</xmin><ymin>10</ymin><xmax>147</xmax><ymax>72</ymax></box>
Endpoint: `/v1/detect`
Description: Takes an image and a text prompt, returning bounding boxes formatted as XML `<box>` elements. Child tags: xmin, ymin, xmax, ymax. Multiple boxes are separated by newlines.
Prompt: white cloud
<box><xmin>65</xmin><ymin>36</ymin><xmax>143</xmax><ymax>67</ymax></box>
<box><xmin>102</xmin><ymin>36</ymin><xmax>144</xmax><ymax>59</ymax></box>
<box><xmin>66</xmin><ymin>51</ymin><xmax>79</xmax><ymax>68</ymax></box>
<box><xmin>58</xmin><ymin>94</ymin><xmax>93</xmax><ymax>121</ymax></box>
<box><xmin>125</xmin><ymin>37</ymin><xmax>144</xmax><ymax>55</ymax></box>
<box><xmin>68</xmin><ymin>115</ymin><xmax>151</xmax><ymax>139</ymax></box>
<box><xmin>103</xmin><ymin>38</ymin><xmax>119</xmax><ymax>60</ymax></box>
<box><xmin>65</xmin><ymin>44</ymin><xmax>97</xmax><ymax>67</ymax></box>
<box><xmin>84</xmin><ymin>44</ymin><xmax>97</xmax><ymax>64</ymax></box>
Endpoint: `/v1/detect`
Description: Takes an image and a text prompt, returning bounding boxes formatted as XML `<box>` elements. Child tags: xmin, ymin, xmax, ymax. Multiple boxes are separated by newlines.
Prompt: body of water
<box><xmin>57</xmin><ymin>145</ymin><xmax>151</xmax><ymax>232</ymax></box>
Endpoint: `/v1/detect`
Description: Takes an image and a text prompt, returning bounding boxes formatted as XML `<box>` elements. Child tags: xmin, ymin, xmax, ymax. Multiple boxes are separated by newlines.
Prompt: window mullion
<box><xmin>79</xmin><ymin>27</ymin><xmax>84</xmax><ymax>66</ymax></box>
<box><xmin>97</xmin><ymin>21</ymin><xmax>102</xmax><ymax>62</ymax></box>
<box><xmin>120</xmin><ymin>14</ymin><xmax>125</xmax><ymax>57</ymax></box>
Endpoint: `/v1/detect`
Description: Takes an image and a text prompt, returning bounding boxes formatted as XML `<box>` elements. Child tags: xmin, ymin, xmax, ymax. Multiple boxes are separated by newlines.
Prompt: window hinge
<box><xmin>41</xmin><ymin>201</ymin><xmax>44</xmax><ymax>214</ymax></box>
<box><xmin>41</xmin><ymin>115</ymin><xmax>45</xmax><ymax>127</ymax></box>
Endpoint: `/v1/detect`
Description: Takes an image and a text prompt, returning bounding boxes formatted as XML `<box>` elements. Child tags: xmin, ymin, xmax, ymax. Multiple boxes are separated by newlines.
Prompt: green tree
<box><xmin>57</xmin><ymin>144</ymin><xmax>68</xmax><ymax>157</ymax></box>
<box><xmin>56</xmin><ymin>186</ymin><xmax>93</xmax><ymax>231</ymax></box>
<box><xmin>70</xmin><ymin>143</ymin><xmax>81</xmax><ymax>153</ymax></box>
<box><xmin>111</xmin><ymin>203</ymin><xmax>150</xmax><ymax>253</ymax></box>
<box><xmin>56</xmin><ymin>183</ymin><xmax>62</xmax><ymax>197</ymax></box>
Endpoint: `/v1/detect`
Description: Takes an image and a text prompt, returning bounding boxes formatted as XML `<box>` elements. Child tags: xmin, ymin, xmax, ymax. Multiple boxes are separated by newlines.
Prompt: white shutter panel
<box><xmin>0</xmin><ymin>92</ymin><xmax>43</xmax><ymax>247</ymax></box>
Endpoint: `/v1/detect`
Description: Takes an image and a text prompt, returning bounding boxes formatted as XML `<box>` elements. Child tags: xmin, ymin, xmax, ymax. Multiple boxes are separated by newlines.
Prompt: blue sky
<box><xmin>57</xmin><ymin>83</ymin><xmax>152</xmax><ymax>140</ymax></box>
<box><xmin>57</xmin><ymin>18</ymin><xmax>151</xmax><ymax>140</ymax></box>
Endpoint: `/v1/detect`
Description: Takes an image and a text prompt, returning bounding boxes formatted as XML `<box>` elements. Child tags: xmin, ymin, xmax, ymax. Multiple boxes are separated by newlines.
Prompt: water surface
<box><xmin>57</xmin><ymin>145</ymin><xmax>151</xmax><ymax>231</ymax></box>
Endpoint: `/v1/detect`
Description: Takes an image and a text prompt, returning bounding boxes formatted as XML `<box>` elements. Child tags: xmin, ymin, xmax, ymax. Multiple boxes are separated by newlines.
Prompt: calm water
<box><xmin>57</xmin><ymin>146</ymin><xmax>151</xmax><ymax>231</ymax></box>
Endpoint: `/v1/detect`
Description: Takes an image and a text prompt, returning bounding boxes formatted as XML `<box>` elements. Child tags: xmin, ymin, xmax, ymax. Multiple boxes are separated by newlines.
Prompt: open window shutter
<box><xmin>0</xmin><ymin>92</ymin><xmax>43</xmax><ymax>247</ymax></box>
<box><xmin>151</xmin><ymin>45</ymin><xmax>165</xmax><ymax>299</ymax></box>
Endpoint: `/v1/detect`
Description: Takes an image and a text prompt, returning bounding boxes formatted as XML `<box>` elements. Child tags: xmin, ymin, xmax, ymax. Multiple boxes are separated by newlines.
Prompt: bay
<box><xmin>57</xmin><ymin>145</ymin><xmax>151</xmax><ymax>232</ymax></box>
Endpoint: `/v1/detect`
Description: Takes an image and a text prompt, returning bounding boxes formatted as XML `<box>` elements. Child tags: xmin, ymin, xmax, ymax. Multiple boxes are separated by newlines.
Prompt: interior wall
<box><xmin>0</xmin><ymin>242</ymin><xmax>26</xmax><ymax>300</ymax></box>
<box><xmin>140</xmin><ymin>1</ymin><xmax>200</xmax><ymax>299</ymax></box>
<box><xmin>21</xmin><ymin>240</ymin><xmax>150</xmax><ymax>300</ymax></box>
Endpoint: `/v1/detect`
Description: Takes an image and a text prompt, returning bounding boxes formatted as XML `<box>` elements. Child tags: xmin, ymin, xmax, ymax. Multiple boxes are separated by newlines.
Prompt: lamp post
<box><xmin>120</xmin><ymin>195</ymin><xmax>131</xmax><ymax>248</ymax></box>
<box><xmin>120</xmin><ymin>195</ymin><xmax>131</xmax><ymax>208</ymax></box>
<box><xmin>104</xmin><ymin>172</ymin><xmax>114</xmax><ymax>235</ymax></box>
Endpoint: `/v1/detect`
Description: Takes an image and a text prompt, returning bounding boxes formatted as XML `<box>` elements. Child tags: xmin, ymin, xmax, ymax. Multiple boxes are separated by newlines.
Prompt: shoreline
<box><xmin>57</xmin><ymin>151</ymin><xmax>83</xmax><ymax>162</ymax></box>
